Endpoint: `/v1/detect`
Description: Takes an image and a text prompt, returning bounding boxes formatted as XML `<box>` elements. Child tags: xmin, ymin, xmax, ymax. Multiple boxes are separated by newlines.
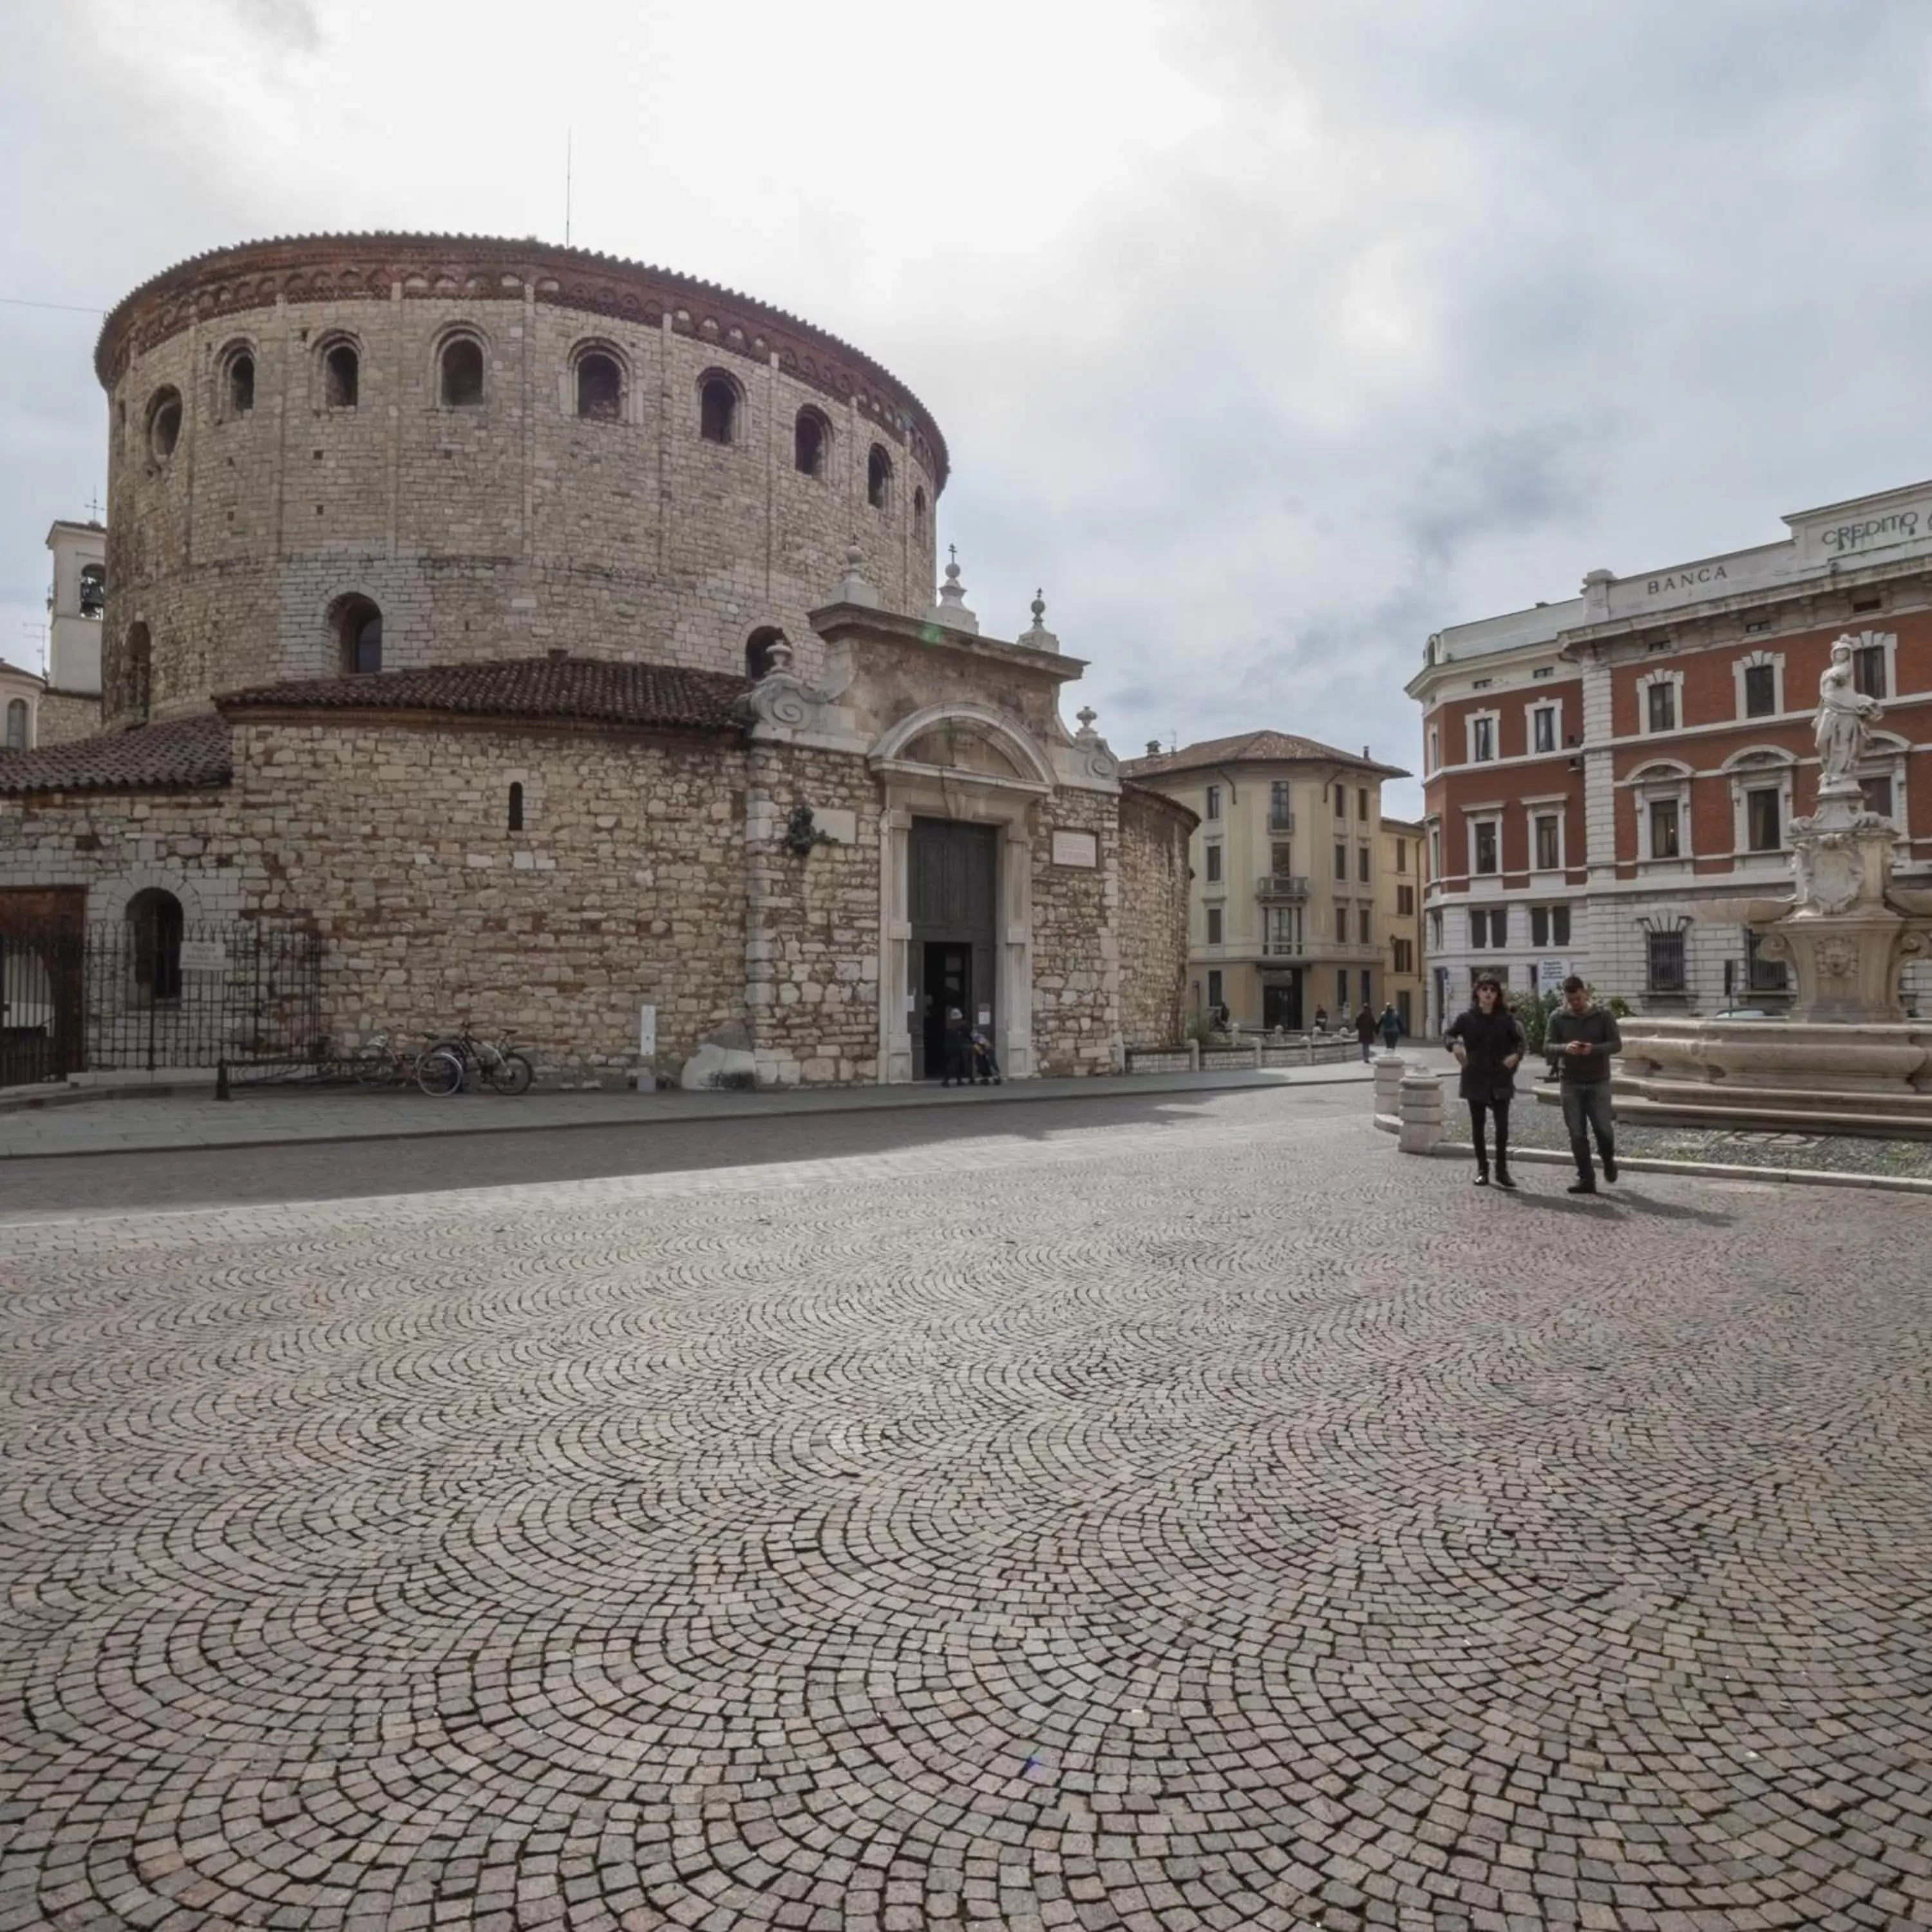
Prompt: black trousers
<box><xmin>1468</xmin><ymin>1097</ymin><xmax>1511</xmax><ymax>1171</ymax></box>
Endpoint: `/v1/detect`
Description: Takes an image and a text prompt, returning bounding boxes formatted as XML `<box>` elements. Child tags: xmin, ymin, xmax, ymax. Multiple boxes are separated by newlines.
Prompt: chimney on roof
<box><xmin>1146</xmin><ymin>739</ymin><xmax>1162</xmax><ymax>757</ymax></box>
<box><xmin>547</xmin><ymin>647</ymin><xmax>569</xmax><ymax>661</ymax></box>
<box><xmin>1362</xmin><ymin>744</ymin><xmax>1369</xmax><ymax>757</ymax></box>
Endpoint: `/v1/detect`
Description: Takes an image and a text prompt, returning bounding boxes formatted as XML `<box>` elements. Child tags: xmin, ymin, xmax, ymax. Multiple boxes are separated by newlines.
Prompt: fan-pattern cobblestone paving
<box><xmin>3</xmin><ymin>1104</ymin><xmax>1929</xmax><ymax>1932</ymax></box>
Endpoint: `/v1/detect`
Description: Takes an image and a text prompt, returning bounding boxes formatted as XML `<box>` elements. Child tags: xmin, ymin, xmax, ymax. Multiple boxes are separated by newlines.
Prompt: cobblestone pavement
<box><xmin>3</xmin><ymin>1100</ymin><xmax>1929</xmax><ymax>1932</ymax></box>
<box><xmin>1505</xmin><ymin>1095</ymin><xmax>1932</xmax><ymax>1180</ymax></box>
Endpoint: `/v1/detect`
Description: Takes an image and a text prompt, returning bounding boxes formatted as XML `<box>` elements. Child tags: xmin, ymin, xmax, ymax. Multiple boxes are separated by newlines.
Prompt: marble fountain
<box><xmin>1616</xmin><ymin>635</ymin><xmax>1932</xmax><ymax>1137</ymax></box>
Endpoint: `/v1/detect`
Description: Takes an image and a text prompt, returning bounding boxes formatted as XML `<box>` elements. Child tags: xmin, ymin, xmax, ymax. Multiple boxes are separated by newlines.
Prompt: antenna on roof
<box><xmin>564</xmin><ymin>129</ymin><xmax>573</xmax><ymax>247</ymax></box>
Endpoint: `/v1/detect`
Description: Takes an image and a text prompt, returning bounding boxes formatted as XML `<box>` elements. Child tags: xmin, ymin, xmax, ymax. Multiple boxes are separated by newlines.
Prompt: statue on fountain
<box><xmin>1814</xmin><ymin>635</ymin><xmax>1884</xmax><ymax>795</ymax></box>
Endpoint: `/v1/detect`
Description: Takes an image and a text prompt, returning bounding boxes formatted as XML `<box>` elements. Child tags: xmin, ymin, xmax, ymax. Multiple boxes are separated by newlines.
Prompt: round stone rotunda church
<box><xmin>0</xmin><ymin>234</ymin><xmax>1192</xmax><ymax>1086</ymax></box>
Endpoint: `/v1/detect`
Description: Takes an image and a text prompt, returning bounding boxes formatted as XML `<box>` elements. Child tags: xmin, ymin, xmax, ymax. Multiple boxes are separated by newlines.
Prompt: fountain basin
<box><xmin>1612</xmin><ymin>1015</ymin><xmax>1932</xmax><ymax>1137</ymax></box>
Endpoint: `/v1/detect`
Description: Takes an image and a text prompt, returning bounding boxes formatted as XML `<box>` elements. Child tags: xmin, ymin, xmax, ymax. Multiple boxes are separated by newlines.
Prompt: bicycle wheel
<box><xmin>487</xmin><ymin>1052</ymin><xmax>533</xmax><ymax>1096</ymax></box>
<box><xmin>417</xmin><ymin>1047</ymin><xmax>464</xmax><ymax>1097</ymax></box>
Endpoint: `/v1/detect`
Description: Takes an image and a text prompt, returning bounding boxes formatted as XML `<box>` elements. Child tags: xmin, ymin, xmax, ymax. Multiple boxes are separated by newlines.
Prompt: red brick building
<box><xmin>1408</xmin><ymin>480</ymin><xmax>1932</xmax><ymax>1032</ymax></box>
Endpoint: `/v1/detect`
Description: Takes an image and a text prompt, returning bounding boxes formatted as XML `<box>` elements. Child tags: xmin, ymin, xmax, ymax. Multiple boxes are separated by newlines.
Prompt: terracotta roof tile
<box><xmin>1121</xmin><ymin>729</ymin><xmax>1410</xmax><ymax>781</ymax></box>
<box><xmin>0</xmin><ymin>714</ymin><xmax>231</xmax><ymax>794</ymax></box>
<box><xmin>216</xmin><ymin>658</ymin><xmax>750</xmax><ymax>732</ymax></box>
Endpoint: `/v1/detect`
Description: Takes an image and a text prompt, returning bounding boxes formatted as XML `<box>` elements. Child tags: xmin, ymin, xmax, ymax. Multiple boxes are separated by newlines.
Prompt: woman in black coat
<box><xmin>1443</xmin><ymin>976</ymin><xmax>1525</xmax><ymax>1188</ymax></box>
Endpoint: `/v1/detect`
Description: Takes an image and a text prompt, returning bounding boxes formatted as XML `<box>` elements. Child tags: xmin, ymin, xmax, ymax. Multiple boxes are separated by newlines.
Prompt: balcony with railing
<box><xmin>1260</xmin><ymin>939</ymin><xmax>1379</xmax><ymax>961</ymax></box>
<box><xmin>1256</xmin><ymin>874</ymin><xmax>1309</xmax><ymax>900</ymax></box>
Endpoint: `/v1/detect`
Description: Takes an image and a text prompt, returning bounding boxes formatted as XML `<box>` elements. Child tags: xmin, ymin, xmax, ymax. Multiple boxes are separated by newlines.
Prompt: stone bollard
<box><xmin>1397</xmin><ymin>1068</ymin><xmax>1445</xmax><ymax>1153</ymax></box>
<box><xmin>1373</xmin><ymin>1053</ymin><xmax>1406</xmax><ymax>1129</ymax></box>
<box><xmin>1188</xmin><ymin>1039</ymin><xmax>1201</xmax><ymax>1072</ymax></box>
<box><xmin>1252</xmin><ymin>1039</ymin><xmax>1264</xmax><ymax>1070</ymax></box>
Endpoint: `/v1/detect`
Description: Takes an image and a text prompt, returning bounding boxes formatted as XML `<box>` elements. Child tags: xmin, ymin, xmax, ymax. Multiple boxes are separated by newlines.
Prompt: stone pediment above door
<box><xmin>900</xmin><ymin>724</ymin><xmax>1029</xmax><ymax>780</ymax></box>
<box><xmin>869</xmin><ymin>703</ymin><xmax>1056</xmax><ymax>796</ymax></box>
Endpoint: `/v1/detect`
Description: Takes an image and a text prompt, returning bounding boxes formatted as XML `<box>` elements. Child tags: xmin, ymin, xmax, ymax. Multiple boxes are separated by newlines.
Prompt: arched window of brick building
<box><xmin>575</xmin><ymin>351</ymin><xmax>623</xmax><ymax>421</ymax></box>
<box><xmin>794</xmin><ymin>408</ymin><xmax>831</xmax><ymax>477</ymax></box>
<box><xmin>334</xmin><ymin>596</ymin><xmax>383</xmax><ymax>676</ymax></box>
<box><xmin>866</xmin><ymin>444</ymin><xmax>891</xmax><ymax>509</ymax></box>
<box><xmin>5</xmin><ymin>700</ymin><xmax>26</xmax><ymax>750</ymax></box>
<box><xmin>439</xmin><ymin>337</ymin><xmax>485</xmax><ymax>407</ymax></box>
<box><xmin>125</xmin><ymin>623</ymin><xmax>152</xmax><ymax>724</ymax></box>
<box><xmin>147</xmin><ymin>388</ymin><xmax>182</xmax><ymax>464</ymax></box>
<box><xmin>222</xmin><ymin>345</ymin><xmax>255</xmax><ymax>418</ymax></box>
<box><xmin>126</xmin><ymin>888</ymin><xmax>184</xmax><ymax>1005</ymax></box>
<box><xmin>699</xmin><ymin>374</ymin><xmax>739</xmax><ymax>445</ymax></box>
<box><xmin>322</xmin><ymin>341</ymin><xmax>359</xmax><ymax>410</ymax></box>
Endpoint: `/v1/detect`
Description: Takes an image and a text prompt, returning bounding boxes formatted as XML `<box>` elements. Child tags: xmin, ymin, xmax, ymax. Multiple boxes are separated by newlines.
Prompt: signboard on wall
<box><xmin>638</xmin><ymin>1004</ymin><xmax>657</xmax><ymax>1058</ymax></box>
<box><xmin>1535</xmin><ymin>958</ymin><xmax>1568</xmax><ymax>990</ymax></box>
<box><xmin>1050</xmin><ymin>829</ymin><xmax>1098</xmax><ymax>868</ymax></box>
<box><xmin>178</xmin><ymin>940</ymin><xmax>227</xmax><ymax>973</ymax></box>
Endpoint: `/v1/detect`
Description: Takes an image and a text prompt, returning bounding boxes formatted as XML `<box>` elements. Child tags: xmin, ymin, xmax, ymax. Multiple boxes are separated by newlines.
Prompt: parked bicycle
<box><xmin>417</xmin><ymin>1026</ymin><xmax>534</xmax><ymax>1097</ymax></box>
<box><xmin>346</xmin><ymin>1032</ymin><xmax>430</xmax><ymax>1089</ymax></box>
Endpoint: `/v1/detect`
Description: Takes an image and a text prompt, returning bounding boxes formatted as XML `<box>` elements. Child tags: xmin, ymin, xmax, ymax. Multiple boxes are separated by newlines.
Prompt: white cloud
<box><xmin>7</xmin><ymin>0</ymin><xmax>1932</xmax><ymax>813</ymax></box>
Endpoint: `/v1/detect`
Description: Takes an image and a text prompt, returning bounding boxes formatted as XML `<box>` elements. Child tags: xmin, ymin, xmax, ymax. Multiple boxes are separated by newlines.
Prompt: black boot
<box><xmin>1494</xmin><ymin>1109</ymin><xmax>1516</xmax><ymax>1188</ymax></box>
<box><xmin>1600</xmin><ymin>1141</ymin><xmax>1618</xmax><ymax>1183</ymax></box>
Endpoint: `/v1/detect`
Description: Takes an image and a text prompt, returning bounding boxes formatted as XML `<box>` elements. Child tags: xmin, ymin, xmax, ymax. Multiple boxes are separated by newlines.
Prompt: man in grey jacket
<box><xmin>1546</xmin><ymin>975</ymin><xmax>1622</xmax><ymax>1194</ymax></box>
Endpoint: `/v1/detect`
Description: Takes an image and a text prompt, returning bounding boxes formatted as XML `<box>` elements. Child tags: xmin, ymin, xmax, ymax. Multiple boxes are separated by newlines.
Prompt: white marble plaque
<box><xmin>1052</xmin><ymin>829</ymin><xmax>1098</xmax><ymax>868</ymax></box>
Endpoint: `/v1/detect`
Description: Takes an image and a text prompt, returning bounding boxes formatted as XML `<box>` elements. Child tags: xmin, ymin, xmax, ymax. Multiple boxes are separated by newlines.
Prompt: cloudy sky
<box><xmin>6</xmin><ymin>0</ymin><xmax>1932</xmax><ymax>815</ymax></box>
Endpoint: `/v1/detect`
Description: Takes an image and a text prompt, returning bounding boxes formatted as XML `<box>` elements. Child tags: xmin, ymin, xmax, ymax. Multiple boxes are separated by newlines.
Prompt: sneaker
<box><xmin>1473</xmin><ymin>1171</ymin><xmax>1490</xmax><ymax>1187</ymax></box>
<box><xmin>1567</xmin><ymin>1179</ymin><xmax>1597</xmax><ymax>1196</ymax></box>
<box><xmin>1602</xmin><ymin>1151</ymin><xmax>1618</xmax><ymax>1183</ymax></box>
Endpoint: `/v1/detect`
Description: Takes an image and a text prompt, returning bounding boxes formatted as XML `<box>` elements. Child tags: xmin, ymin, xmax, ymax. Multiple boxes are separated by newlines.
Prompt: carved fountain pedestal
<box><xmin>1616</xmin><ymin>781</ymin><xmax>1932</xmax><ymax>1135</ymax></box>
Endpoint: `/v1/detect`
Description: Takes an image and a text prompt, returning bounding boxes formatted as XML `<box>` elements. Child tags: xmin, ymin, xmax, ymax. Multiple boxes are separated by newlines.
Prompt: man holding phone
<box><xmin>1545</xmin><ymin>975</ymin><xmax>1622</xmax><ymax>1194</ymax></box>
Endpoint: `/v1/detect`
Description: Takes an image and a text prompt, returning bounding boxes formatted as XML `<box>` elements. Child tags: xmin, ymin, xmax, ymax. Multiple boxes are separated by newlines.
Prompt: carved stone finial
<box><xmin>927</xmin><ymin>546</ymin><xmax>979</xmax><ymax>634</ymax></box>
<box><xmin>1019</xmin><ymin>586</ymin><xmax>1059</xmax><ymax>654</ymax></box>
<box><xmin>760</xmin><ymin>636</ymin><xmax>794</xmax><ymax>678</ymax></box>
<box><xmin>835</xmin><ymin>539</ymin><xmax>878</xmax><ymax>609</ymax></box>
<box><xmin>1075</xmin><ymin>705</ymin><xmax>1099</xmax><ymax>740</ymax></box>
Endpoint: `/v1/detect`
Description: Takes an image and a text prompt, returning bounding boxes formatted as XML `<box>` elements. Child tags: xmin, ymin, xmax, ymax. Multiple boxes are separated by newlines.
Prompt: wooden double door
<box><xmin>908</xmin><ymin>819</ymin><xmax>998</xmax><ymax>1079</ymax></box>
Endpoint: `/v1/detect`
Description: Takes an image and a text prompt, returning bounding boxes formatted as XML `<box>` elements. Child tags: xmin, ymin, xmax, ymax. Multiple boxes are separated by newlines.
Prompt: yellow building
<box><xmin>1379</xmin><ymin>815</ymin><xmax>1427</xmax><ymax>1037</ymax></box>
<box><xmin>1122</xmin><ymin>732</ymin><xmax>1411</xmax><ymax>1031</ymax></box>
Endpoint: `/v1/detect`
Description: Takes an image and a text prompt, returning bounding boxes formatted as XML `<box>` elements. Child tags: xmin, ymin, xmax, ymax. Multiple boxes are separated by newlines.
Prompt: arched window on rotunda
<box><xmin>440</xmin><ymin>337</ymin><xmax>485</xmax><ymax>408</ymax></box>
<box><xmin>576</xmin><ymin>352</ymin><xmax>623</xmax><ymax>421</ymax></box>
<box><xmin>794</xmin><ymin>408</ymin><xmax>830</xmax><ymax>477</ymax></box>
<box><xmin>334</xmin><ymin>596</ymin><xmax>383</xmax><ymax>676</ymax></box>
<box><xmin>699</xmin><ymin>374</ymin><xmax>738</xmax><ymax>445</ymax></box>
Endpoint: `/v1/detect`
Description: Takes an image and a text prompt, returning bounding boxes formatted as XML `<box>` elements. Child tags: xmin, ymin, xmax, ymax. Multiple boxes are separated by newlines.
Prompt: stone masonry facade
<box><xmin>0</xmin><ymin>234</ymin><xmax>1191</xmax><ymax>1088</ymax></box>
<box><xmin>1118</xmin><ymin>784</ymin><xmax>1196</xmax><ymax>1046</ymax></box>
<box><xmin>97</xmin><ymin>236</ymin><xmax>943</xmax><ymax>730</ymax></box>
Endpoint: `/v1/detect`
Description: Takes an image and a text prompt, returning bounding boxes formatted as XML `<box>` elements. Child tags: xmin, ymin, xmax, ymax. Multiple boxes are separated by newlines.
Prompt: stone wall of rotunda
<box><xmin>95</xmin><ymin>238</ymin><xmax>945</xmax><ymax>730</ymax></box>
<box><xmin>1118</xmin><ymin>786</ymin><xmax>1196</xmax><ymax>1047</ymax></box>
<box><xmin>227</xmin><ymin>716</ymin><xmax>750</xmax><ymax>1074</ymax></box>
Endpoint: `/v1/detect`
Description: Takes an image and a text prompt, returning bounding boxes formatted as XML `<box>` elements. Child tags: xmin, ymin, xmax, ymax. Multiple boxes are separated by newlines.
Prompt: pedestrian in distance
<box><xmin>1354</xmin><ymin>1003</ymin><xmax>1377</xmax><ymax>1063</ymax></box>
<box><xmin>1443</xmin><ymin>975</ymin><xmax>1524</xmax><ymax>1189</ymax></box>
<box><xmin>1545</xmin><ymin>974</ymin><xmax>1622</xmax><ymax>1193</ymax></box>
<box><xmin>1378</xmin><ymin>1003</ymin><xmax>1402</xmax><ymax>1052</ymax></box>
<box><xmin>1312</xmin><ymin>1005</ymin><xmax>1329</xmax><ymax>1034</ymax></box>
<box><xmin>940</xmin><ymin>1007</ymin><xmax>972</xmax><ymax>1088</ymax></box>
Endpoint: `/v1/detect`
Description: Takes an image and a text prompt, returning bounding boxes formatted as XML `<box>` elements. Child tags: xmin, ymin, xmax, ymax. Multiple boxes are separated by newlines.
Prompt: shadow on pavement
<box><xmin>0</xmin><ymin>1083</ymin><xmax>1359</xmax><ymax>1219</ymax></box>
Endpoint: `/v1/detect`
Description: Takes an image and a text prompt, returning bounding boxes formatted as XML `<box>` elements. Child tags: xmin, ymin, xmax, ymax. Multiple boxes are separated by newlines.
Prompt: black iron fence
<box><xmin>0</xmin><ymin>920</ymin><xmax>322</xmax><ymax>1088</ymax></box>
